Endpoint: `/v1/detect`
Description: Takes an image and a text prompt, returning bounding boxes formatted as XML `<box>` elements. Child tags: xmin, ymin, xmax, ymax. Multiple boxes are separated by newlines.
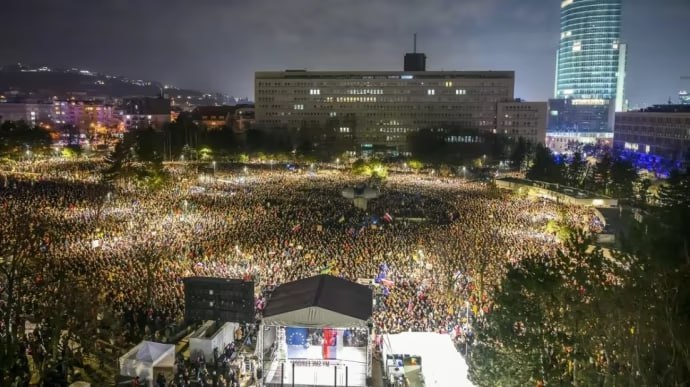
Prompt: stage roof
<box><xmin>263</xmin><ymin>275</ymin><xmax>373</xmax><ymax>328</ymax></box>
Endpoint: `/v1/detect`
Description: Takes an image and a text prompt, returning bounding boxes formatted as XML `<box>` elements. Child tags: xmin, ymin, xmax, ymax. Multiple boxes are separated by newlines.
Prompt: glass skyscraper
<box><xmin>555</xmin><ymin>0</ymin><xmax>626</xmax><ymax>112</ymax></box>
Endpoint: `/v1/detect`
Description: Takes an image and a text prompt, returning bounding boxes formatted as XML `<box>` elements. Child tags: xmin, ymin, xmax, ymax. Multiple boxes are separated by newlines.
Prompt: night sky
<box><xmin>2</xmin><ymin>0</ymin><xmax>688</xmax><ymax>107</ymax></box>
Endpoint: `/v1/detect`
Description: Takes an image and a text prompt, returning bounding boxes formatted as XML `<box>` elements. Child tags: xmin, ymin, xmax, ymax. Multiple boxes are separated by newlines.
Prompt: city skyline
<box><xmin>1</xmin><ymin>0</ymin><xmax>689</xmax><ymax>107</ymax></box>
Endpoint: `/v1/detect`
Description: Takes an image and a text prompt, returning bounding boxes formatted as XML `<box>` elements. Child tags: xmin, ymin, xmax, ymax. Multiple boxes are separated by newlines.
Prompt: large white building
<box><xmin>255</xmin><ymin>70</ymin><xmax>515</xmax><ymax>153</ymax></box>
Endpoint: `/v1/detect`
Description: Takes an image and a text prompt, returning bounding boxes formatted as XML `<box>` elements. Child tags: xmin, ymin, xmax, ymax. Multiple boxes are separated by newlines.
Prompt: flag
<box><xmin>292</xmin><ymin>224</ymin><xmax>302</xmax><ymax>233</ymax></box>
<box><xmin>338</xmin><ymin>215</ymin><xmax>345</xmax><ymax>223</ymax></box>
<box><xmin>383</xmin><ymin>212</ymin><xmax>393</xmax><ymax>222</ymax></box>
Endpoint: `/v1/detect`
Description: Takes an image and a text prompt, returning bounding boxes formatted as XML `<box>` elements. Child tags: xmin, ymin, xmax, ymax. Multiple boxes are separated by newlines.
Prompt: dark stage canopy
<box><xmin>262</xmin><ymin>275</ymin><xmax>373</xmax><ymax>328</ymax></box>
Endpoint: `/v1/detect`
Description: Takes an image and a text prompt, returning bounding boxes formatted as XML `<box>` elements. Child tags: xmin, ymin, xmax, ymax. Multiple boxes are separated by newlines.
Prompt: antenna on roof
<box><xmin>413</xmin><ymin>33</ymin><xmax>417</xmax><ymax>53</ymax></box>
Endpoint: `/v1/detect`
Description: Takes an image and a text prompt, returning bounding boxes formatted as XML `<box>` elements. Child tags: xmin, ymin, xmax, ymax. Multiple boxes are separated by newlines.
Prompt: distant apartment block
<box><xmin>119</xmin><ymin>97</ymin><xmax>171</xmax><ymax>130</ymax></box>
<box><xmin>497</xmin><ymin>101</ymin><xmax>547</xmax><ymax>145</ymax></box>
<box><xmin>52</xmin><ymin>99</ymin><xmax>117</xmax><ymax>132</ymax></box>
<box><xmin>0</xmin><ymin>101</ymin><xmax>53</xmax><ymax>127</ymax></box>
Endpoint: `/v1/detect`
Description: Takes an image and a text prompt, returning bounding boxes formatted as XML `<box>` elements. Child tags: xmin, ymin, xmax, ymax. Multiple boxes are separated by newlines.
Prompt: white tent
<box><xmin>189</xmin><ymin>321</ymin><xmax>238</xmax><ymax>363</ymax></box>
<box><xmin>382</xmin><ymin>332</ymin><xmax>473</xmax><ymax>387</ymax></box>
<box><xmin>119</xmin><ymin>341</ymin><xmax>175</xmax><ymax>383</ymax></box>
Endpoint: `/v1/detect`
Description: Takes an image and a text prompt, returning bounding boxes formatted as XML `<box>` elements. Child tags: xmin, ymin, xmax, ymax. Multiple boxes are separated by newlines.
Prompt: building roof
<box><xmin>256</xmin><ymin>70</ymin><xmax>514</xmax><ymax>80</ymax></box>
<box><xmin>262</xmin><ymin>275</ymin><xmax>373</xmax><ymax>328</ymax></box>
<box><xmin>192</xmin><ymin>105</ymin><xmax>237</xmax><ymax>119</ymax></box>
<box><xmin>628</xmin><ymin>104</ymin><xmax>690</xmax><ymax>114</ymax></box>
<box><xmin>121</xmin><ymin>97</ymin><xmax>171</xmax><ymax>115</ymax></box>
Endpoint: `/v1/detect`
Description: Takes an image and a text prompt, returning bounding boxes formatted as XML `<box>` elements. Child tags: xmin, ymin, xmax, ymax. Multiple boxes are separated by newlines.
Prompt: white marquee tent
<box><xmin>382</xmin><ymin>332</ymin><xmax>473</xmax><ymax>387</ymax></box>
<box><xmin>189</xmin><ymin>321</ymin><xmax>238</xmax><ymax>363</ymax></box>
<box><xmin>119</xmin><ymin>341</ymin><xmax>175</xmax><ymax>383</ymax></box>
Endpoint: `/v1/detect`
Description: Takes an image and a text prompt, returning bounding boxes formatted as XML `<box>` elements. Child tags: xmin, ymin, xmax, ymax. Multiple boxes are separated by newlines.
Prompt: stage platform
<box><xmin>265</xmin><ymin>345</ymin><xmax>367</xmax><ymax>386</ymax></box>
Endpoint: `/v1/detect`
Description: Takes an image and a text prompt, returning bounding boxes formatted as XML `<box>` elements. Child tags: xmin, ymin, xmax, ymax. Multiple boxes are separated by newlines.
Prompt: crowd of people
<box><xmin>0</xmin><ymin>162</ymin><xmax>603</xmax><ymax>385</ymax></box>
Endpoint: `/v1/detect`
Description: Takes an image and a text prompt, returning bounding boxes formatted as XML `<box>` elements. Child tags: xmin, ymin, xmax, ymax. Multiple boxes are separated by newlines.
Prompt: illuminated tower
<box><xmin>555</xmin><ymin>0</ymin><xmax>626</xmax><ymax>112</ymax></box>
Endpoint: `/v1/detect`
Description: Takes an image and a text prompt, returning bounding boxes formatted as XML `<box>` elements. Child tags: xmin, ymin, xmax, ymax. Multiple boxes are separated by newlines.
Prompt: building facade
<box><xmin>679</xmin><ymin>91</ymin><xmax>690</xmax><ymax>105</ymax></box>
<box><xmin>614</xmin><ymin>105</ymin><xmax>690</xmax><ymax>168</ymax></box>
<box><xmin>0</xmin><ymin>102</ymin><xmax>53</xmax><ymax>127</ymax></box>
<box><xmin>497</xmin><ymin>101</ymin><xmax>547</xmax><ymax>145</ymax></box>
<box><xmin>555</xmin><ymin>0</ymin><xmax>625</xmax><ymax>111</ymax></box>
<box><xmin>192</xmin><ymin>106</ymin><xmax>236</xmax><ymax>129</ymax></box>
<box><xmin>255</xmin><ymin>70</ymin><xmax>515</xmax><ymax>152</ymax></box>
<box><xmin>119</xmin><ymin>97</ymin><xmax>171</xmax><ymax>131</ymax></box>
<box><xmin>52</xmin><ymin>100</ymin><xmax>117</xmax><ymax>132</ymax></box>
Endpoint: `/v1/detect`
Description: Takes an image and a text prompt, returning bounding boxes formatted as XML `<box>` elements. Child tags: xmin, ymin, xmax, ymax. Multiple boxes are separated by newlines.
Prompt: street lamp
<box><xmin>336</xmin><ymin>158</ymin><xmax>340</xmax><ymax>169</ymax></box>
<box><xmin>465</xmin><ymin>300</ymin><xmax>471</xmax><ymax>356</ymax></box>
<box><xmin>212</xmin><ymin>161</ymin><xmax>217</xmax><ymax>176</ymax></box>
<box><xmin>243</xmin><ymin>166</ymin><xmax>248</xmax><ymax>174</ymax></box>
<box><xmin>270</xmin><ymin>159</ymin><xmax>274</xmax><ymax>171</ymax></box>
<box><xmin>463</xmin><ymin>166</ymin><xmax>467</xmax><ymax>179</ymax></box>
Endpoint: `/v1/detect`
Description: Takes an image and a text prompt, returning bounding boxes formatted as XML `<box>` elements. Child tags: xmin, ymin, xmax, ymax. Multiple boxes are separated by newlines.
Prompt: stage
<box><xmin>263</xmin><ymin>328</ymin><xmax>368</xmax><ymax>387</ymax></box>
<box><xmin>259</xmin><ymin>275</ymin><xmax>373</xmax><ymax>387</ymax></box>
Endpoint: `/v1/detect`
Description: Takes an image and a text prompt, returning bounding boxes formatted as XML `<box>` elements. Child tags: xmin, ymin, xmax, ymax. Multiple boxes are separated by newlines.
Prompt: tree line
<box><xmin>469</xmin><ymin>169</ymin><xmax>690</xmax><ymax>386</ymax></box>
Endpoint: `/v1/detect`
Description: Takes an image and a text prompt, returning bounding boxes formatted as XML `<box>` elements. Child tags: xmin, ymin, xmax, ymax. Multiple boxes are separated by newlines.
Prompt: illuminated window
<box><xmin>339</xmin><ymin>127</ymin><xmax>350</xmax><ymax>133</ymax></box>
<box><xmin>293</xmin><ymin>104</ymin><xmax>304</xmax><ymax>110</ymax></box>
<box><xmin>455</xmin><ymin>89</ymin><xmax>466</xmax><ymax>95</ymax></box>
<box><xmin>309</xmin><ymin>89</ymin><xmax>320</xmax><ymax>95</ymax></box>
<box><xmin>329</xmin><ymin>112</ymin><xmax>337</xmax><ymax>117</ymax></box>
<box><xmin>573</xmin><ymin>41</ymin><xmax>582</xmax><ymax>52</ymax></box>
<box><xmin>427</xmin><ymin>89</ymin><xmax>435</xmax><ymax>96</ymax></box>
<box><xmin>444</xmin><ymin>81</ymin><xmax>453</xmax><ymax>87</ymax></box>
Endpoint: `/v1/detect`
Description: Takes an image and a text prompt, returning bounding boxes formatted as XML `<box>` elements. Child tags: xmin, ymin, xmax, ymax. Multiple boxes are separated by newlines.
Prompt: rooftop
<box><xmin>626</xmin><ymin>104</ymin><xmax>690</xmax><ymax>114</ymax></box>
<box><xmin>256</xmin><ymin>70</ymin><xmax>515</xmax><ymax>80</ymax></box>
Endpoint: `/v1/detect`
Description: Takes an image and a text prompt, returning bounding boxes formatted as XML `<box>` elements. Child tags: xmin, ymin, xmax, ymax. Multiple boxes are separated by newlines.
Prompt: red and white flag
<box><xmin>383</xmin><ymin>212</ymin><xmax>393</xmax><ymax>222</ymax></box>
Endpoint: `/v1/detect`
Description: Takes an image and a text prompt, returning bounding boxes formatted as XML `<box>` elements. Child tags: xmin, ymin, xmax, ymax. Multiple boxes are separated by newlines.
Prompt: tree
<box><xmin>510</xmin><ymin>137</ymin><xmax>531</xmax><ymax>170</ymax></box>
<box><xmin>351</xmin><ymin>159</ymin><xmax>388</xmax><ymax>179</ymax></box>
<box><xmin>589</xmin><ymin>152</ymin><xmax>613</xmax><ymax>194</ymax></box>
<box><xmin>609</xmin><ymin>157</ymin><xmax>638</xmax><ymax>199</ymax></box>
<box><xmin>566</xmin><ymin>151</ymin><xmax>587</xmax><ymax>188</ymax></box>
<box><xmin>439</xmin><ymin>164</ymin><xmax>452</xmax><ymax>177</ymax></box>
<box><xmin>526</xmin><ymin>143</ymin><xmax>563</xmax><ymax>183</ymax></box>
<box><xmin>470</xmin><ymin>233</ymin><xmax>629</xmax><ymax>386</ymax></box>
<box><xmin>408</xmin><ymin>160</ymin><xmax>424</xmax><ymax>173</ymax></box>
<box><xmin>0</xmin><ymin>121</ymin><xmax>52</xmax><ymax>158</ymax></box>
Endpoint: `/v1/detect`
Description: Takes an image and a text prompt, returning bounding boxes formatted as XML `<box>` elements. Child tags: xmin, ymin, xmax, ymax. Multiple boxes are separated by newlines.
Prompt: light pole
<box><xmin>212</xmin><ymin>161</ymin><xmax>217</xmax><ymax>176</ymax></box>
<box><xmin>465</xmin><ymin>300</ymin><xmax>470</xmax><ymax>356</ymax></box>
<box><xmin>336</xmin><ymin>158</ymin><xmax>340</xmax><ymax>170</ymax></box>
<box><xmin>463</xmin><ymin>166</ymin><xmax>466</xmax><ymax>180</ymax></box>
<box><xmin>270</xmin><ymin>159</ymin><xmax>274</xmax><ymax>172</ymax></box>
